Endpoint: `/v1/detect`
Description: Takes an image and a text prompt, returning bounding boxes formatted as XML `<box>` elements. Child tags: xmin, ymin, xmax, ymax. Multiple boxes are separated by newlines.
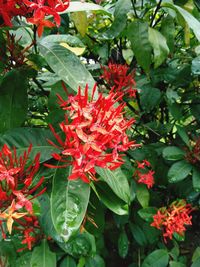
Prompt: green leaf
<box><xmin>192</xmin><ymin>167</ymin><xmax>200</xmax><ymax>191</ymax></box>
<box><xmin>149</xmin><ymin>27</ymin><xmax>169</xmax><ymax>68</ymax></box>
<box><xmin>192</xmin><ymin>247</ymin><xmax>200</xmax><ymax>262</ymax></box>
<box><xmin>136</xmin><ymin>184</ymin><xmax>150</xmax><ymax>208</ymax></box>
<box><xmin>192</xmin><ymin>56</ymin><xmax>200</xmax><ymax>75</ymax></box>
<box><xmin>176</xmin><ymin>125</ymin><xmax>190</xmax><ymax>147</ymax></box>
<box><xmin>31</xmin><ymin>240</ymin><xmax>56</xmax><ymax>267</ymax></box>
<box><xmin>191</xmin><ymin>258</ymin><xmax>200</xmax><ymax>267</ymax></box>
<box><xmin>40</xmin><ymin>34</ymin><xmax>85</xmax><ymax>48</ymax></box>
<box><xmin>0</xmin><ymin>127</ymin><xmax>59</xmax><ymax>162</ymax></box>
<box><xmin>71</xmin><ymin>11</ymin><xmax>88</xmax><ymax>37</ymax></box>
<box><xmin>51</xmin><ymin>166</ymin><xmax>90</xmax><ymax>242</ymax></box>
<box><xmin>169</xmin><ymin>261</ymin><xmax>186</xmax><ymax>267</ymax></box>
<box><xmin>140</xmin><ymin>84</ymin><xmax>161</xmax><ymax>111</ymax></box>
<box><xmin>168</xmin><ymin>160</ymin><xmax>192</xmax><ymax>183</ymax></box>
<box><xmin>162</xmin><ymin>146</ymin><xmax>185</xmax><ymax>161</ymax></box>
<box><xmin>93</xmin><ymin>182</ymin><xmax>129</xmax><ymax>215</ymax></box>
<box><xmin>127</xmin><ymin>21</ymin><xmax>152</xmax><ymax>72</ymax></box>
<box><xmin>104</xmin><ymin>0</ymin><xmax>132</xmax><ymax>39</ymax></box>
<box><xmin>61</xmin><ymin>1</ymin><xmax>104</xmax><ymax>13</ymax></box>
<box><xmin>142</xmin><ymin>249</ymin><xmax>169</xmax><ymax>267</ymax></box>
<box><xmin>162</xmin><ymin>3</ymin><xmax>200</xmax><ymax>41</ymax></box>
<box><xmin>161</xmin><ymin>15</ymin><xmax>175</xmax><ymax>52</ymax></box>
<box><xmin>60</xmin><ymin>256</ymin><xmax>77</xmax><ymax>267</ymax></box>
<box><xmin>85</xmin><ymin>255</ymin><xmax>105</xmax><ymax>267</ymax></box>
<box><xmin>16</xmin><ymin>252</ymin><xmax>32</xmax><ymax>267</ymax></box>
<box><xmin>138</xmin><ymin>207</ymin><xmax>157</xmax><ymax>222</ymax></box>
<box><xmin>118</xmin><ymin>229</ymin><xmax>129</xmax><ymax>258</ymax></box>
<box><xmin>38</xmin><ymin>41</ymin><xmax>95</xmax><ymax>93</ymax></box>
<box><xmin>96</xmin><ymin>167</ymin><xmax>131</xmax><ymax>203</ymax></box>
<box><xmin>0</xmin><ymin>70</ymin><xmax>28</xmax><ymax>133</ymax></box>
<box><xmin>130</xmin><ymin>223</ymin><xmax>147</xmax><ymax>246</ymax></box>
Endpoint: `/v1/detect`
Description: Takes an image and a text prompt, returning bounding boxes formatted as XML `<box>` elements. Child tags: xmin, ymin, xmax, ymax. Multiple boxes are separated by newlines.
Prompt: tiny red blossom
<box><xmin>133</xmin><ymin>160</ymin><xmax>155</xmax><ymax>188</ymax></box>
<box><xmin>46</xmin><ymin>84</ymin><xmax>138</xmax><ymax>183</ymax></box>
<box><xmin>151</xmin><ymin>200</ymin><xmax>193</xmax><ymax>242</ymax></box>
<box><xmin>101</xmin><ymin>62</ymin><xmax>137</xmax><ymax>98</ymax></box>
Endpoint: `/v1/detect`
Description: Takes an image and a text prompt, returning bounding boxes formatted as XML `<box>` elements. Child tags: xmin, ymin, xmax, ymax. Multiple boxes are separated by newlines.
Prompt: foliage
<box><xmin>0</xmin><ymin>0</ymin><xmax>200</xmax><ymax>266</ymax></box>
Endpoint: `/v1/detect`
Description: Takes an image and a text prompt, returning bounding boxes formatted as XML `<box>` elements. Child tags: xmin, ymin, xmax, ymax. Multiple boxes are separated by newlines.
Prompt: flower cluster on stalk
<box><xmin>101</xmin><ymin>62</ymin><xmax>137</xmax><ymax>98</ymax></box>
<box><xmin>151</xmin><ymin>199</ymin><xmax>193</xmax><ymax>242</ymax></box>
<box><xmin>46</xmin><ymin>84</ymin><xmax>138</xmax><ymax>183</ymax></box>
<box><xmin>0</xmin><ymin>144</ymin><xmax>46</xmax><ymax>250</ymax></box>
<box><xmin>133</xmin><ymin>160</ymin><xmax>155</xmax><ymax>188</ymax></box>
<box><xmin>0</xmin><ymin>0</ymin><xmax>70</xmax><ymax>36</ymax></box>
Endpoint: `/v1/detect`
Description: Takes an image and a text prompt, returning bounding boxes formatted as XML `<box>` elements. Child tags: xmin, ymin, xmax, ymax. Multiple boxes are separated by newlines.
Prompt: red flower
<box><xmin>0</xmin><ymin>144</ymin><xmax>46</xmax><ymax>243</ymax></box>
<box><xmin>101</xmin><ymin>62</ymin><xmax>137</xmax><ymax>98</ymax></box>
<box><xmin>151</xmin><ymin>200</ymin><xmax>193</xmax><ymax>242</ymax></box>
<box><xmin>134</xmin><ymin>160</ymin><xmax>155</xmax><ymax>188</ymax></box>
<box><xmin>46</xmin><ymin>84</ymin><xmax>138</xmax><ymax>183</ymax></box>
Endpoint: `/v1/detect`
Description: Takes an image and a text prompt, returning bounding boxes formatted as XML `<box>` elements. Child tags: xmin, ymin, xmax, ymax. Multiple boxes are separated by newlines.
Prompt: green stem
<box><xmin>150</xmin><ymin>0</ymin><xmax>162</xmax><ymax>27</ymax></box>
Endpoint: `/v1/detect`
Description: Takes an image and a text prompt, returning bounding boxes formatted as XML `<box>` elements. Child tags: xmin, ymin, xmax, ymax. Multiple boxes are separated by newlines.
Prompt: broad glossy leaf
<box><xmin>38</xmin><ymin>42</ymin><xmax>95</xmax><ymax>93</ymax></box>
<box><xmin>192</xmin><ymin>247</ymin><xmax>200</xmax><ymax>262</ymax></box>
<box><xmin>0</xmin><ymin>70</ymin><xmax>28</xmax><ymax>133</ymax></box>
<box><xmin>0</xmin><ymin>127</ymin><xmax>59</xmax><ymax>162</ymax></box>
<box><xmin>162</xmin><ymin>3</ymin><xmax>200</xmax><ymax>41</ymax></box>
<box><xmin>142</xmin><ymin>249</ymin><xmax>169</xmax><ymax>267</ymax></box>
<box><xmin>16</xmin><ymin>252</ymin><xmax>32</xmax><ymax>267</ymax></box>
<box><xmin>162</xmin><ymin>146</ymin><xmax>185</xmax><ymax>161</ymax></box>
<box><xmin>127</xmin><ymin>21</ymin><xmax>152</xmax><ymax>72</ymax></box>
<box><xmin>191</xmin><ymin>258</ymin><xmax>200</xmax><ymax>267</ymax></box>
<box><xmin>51</xmin><ymin>166</ymin><xmax>90</xmax><ymax>242</ymax></box>
<box><xmin>136</xmin><ymin>184</ymin><xmax>149</xmax><ymax>208</ymax></box>
<box><xmin>168</xmin><ymin>160</ymin><xmax>192</xmax><ymax>183</ymax></box>
<box><xmin>41</xmin><ymin>34</ymin><xmax>85</xmax><ymax>47</ymax></box>
<box><xmin>94</xmin><ymin>182</ymin><xmax>129</xmax><ymax>215</ymax></box>
<box><xmin>149</xmin><ymin>28</ymin><xmax>169</xmax><ymax>68</ymax></box>
<box><xmin>192</xmin><ymin>167</ymin><xmax>200</xmax><ymax>191</ymax></box>
<box><xmin>31</xmin><ymin>240</ymin><xmax>56</xmax><ymax>267</ymax></box>
<box><xmin>96</xmin><ymin>167</ymin><xmax>131</xmax><ymax>203</ymax></box>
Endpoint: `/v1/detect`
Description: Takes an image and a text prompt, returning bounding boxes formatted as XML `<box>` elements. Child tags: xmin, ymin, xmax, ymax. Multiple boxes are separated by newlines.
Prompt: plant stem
<box><xmin>150</xmin><ymin>0</ymin><xmax>162</xmax><ymax>27</ymax></box>
<box><xmin>131</xmin><ymin>0</ymin><xmax>138</xmax><ymax>18</ymax></box>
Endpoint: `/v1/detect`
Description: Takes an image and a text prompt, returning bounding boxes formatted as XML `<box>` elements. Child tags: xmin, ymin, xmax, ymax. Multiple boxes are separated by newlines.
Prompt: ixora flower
<box><xmin>133</xmin><ymin>160</ymin><xmax>155</xmax><ymax>189</ymax></box>
<box><xmin>46</xmin><ymin>84</ymin><xmax>138</xmax><ymax>183</ymax></box>
<box><xmin>151</xmin><ymin>199</ymin><xmax>193</xmax><ymax>242</ymax></box>
<box><xmin>0</xmin><ymin>144</ymin><xmax>46</xmax><ymax>249</ymax></box>
<box><xmin>101</xmin><ymin>62</ymin><xmax>137</xmax><ymax>98</ymax></box>
<box><xmin>0</xmin><ymin>0</ymin><xmax>70</xmax><ymax>36</ymax></box>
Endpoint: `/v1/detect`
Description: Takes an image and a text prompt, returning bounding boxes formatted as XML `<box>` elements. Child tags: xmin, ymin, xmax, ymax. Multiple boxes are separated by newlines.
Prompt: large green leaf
<box><xmin>142</xmin><ymin>249</ymin><xmax>169</xmax><ymax>267</ymax></box>
<box><xmin>140</xmin><ymin>84</ymin><xmax>161</xmax><ymax>111</ymax></box>
<box><xmin>31</xmin><ymin>240</ymin><xmax>56</xmax><ymax>267</ymax></box>
<box><xmin>149</xmin><ymin>28</ymin><xmax>169</xmax><ymax>68</ymax></box>
<box><xmin>51</xmin><ymin>166</ymin><xmax>90</xmax><ymax>242</ymax></box>
<box><xmin>60</xmin><ymin>256</ymin><xmax>76</xmax><ymax>267</ymax></box>
<box><xmin>38</xmin><ymin>41</ymin><xmax>95</xmax><ymax>93</ymax></box>
<box><xmin>96</xmin><ymin>167</ymin><xmax>131</xmax><ymax>203</ymax></box>
<box><xmin>168</xmin><ymin>160</ymin><xmax>192</xmax><ymax>183</ymax></box>
<box><xmin>0</xmin><ymin>127</ymin><xmax>59</xmax><ymax>162</ymax></box>
<box><xmin>136</xmin><ymin>184</ymin><xmax>150</xmax><ymax>208</ymax></box>
<box><xmin>94</xmin><ymin>182</ymin><xmax>129</xmax><ymax>215</ymax></box>
<box><xmin>40</xmin><ymin>34</ymin><xmax>85</xmax><ymax>47</ymax></box>
<box><xmin>127</xmin><ymin>21</ymin><xmax>152</xmax><ymax>72</ymax></box>
<box><xmin>161</xmin><ymin>15</ymin><xmax>175</xmax><ymax>52</ymax></box>
<box><xmin>0</xmin><ymin>70</ymin><xmax>28</xmax><ymax>133</ymax></box>
<box><xmin>118</xmin><ymin>229</ymin><xmax>129</xmax><ymax>258</ymax></box>
<box><xmin>162</xmin><ymin>146</ymin><xmax>185</xmax><ymax>161</ymax></box>
<box><xmin>162</xmin><ymin>3</ymin><xmax>200</xmax><ymax>41</ymax></box>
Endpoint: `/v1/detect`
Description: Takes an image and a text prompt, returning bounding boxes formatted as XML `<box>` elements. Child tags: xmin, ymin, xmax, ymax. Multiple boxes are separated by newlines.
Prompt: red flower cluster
<box><xmin>0</xmin><ymin>144</ymin><xmax>45</xmax><ymax>250</ymax></box>
<box><xmin>0</xmin><ymin>0</ymin><xmax>70</xmax><ymax>36</ymax></box>
<box><xmin>151</xmin><ymin>200</ymin><xmax>193</xmax><ymax>242</ymax></box>
<box><xmin>46</xmin><ymin>84</ymin><xmax>138</xmax><ymax>183</ymax></box>
<box><xmin>101</xmin><ymin>62</ymin><xmax>137</xmax><ymax>98</ymax></box>
<box><xmin>133</xmin><ymin>160</ymin><xmax>154</xmax><ymax>188</ymax></box>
